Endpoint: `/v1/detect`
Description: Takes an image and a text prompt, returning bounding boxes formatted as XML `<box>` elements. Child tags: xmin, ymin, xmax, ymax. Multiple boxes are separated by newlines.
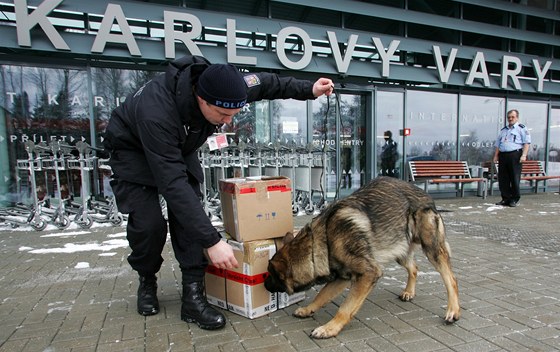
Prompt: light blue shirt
<box><xmin>495</xmin><ymin>122</ymin><xmax>531</xmax><ymax>152</ymax></box>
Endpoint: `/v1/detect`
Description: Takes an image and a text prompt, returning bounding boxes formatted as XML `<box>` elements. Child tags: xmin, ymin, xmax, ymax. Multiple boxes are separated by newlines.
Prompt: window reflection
<box><xmin>0</xmin><ymin>65</ymin><xmax>89</xmax><ymax>206</ymax></box>
<box><xmin>549</xmin><ymin>108</ymin><xmax>560</xmax><ymax>179</ymax></box>
<box><xmin>376</xmin><ymin>91</ymin><xmax>403</xmax><ymax>178</ymax></box>
<box><xmin>92</xmin><ymin>67</ymin><xmax>158</xmax><ymax>145</ymax></box>
<box><xmin>406</xmin><ymin>90</ymin><xmax>457</xmax><ymax>161</ymax></box>
<box><xmin>271</xmin><ymin>99</ymin><xmax>307</xmax><ymax>145</ymax></box>
<box><xmin>222</xmin><ymin>100</ymin><xmax>264</xmax><ymax>144</ymax></box>
<box><xmin>459</xmin><ymin>95</ymin><xmax>503</xmax><ymax>166</ymax></box>
<box><xmin>507</xmin><ymin>100</ymin><xmax>547</xmax><ymax>161</ymax></box>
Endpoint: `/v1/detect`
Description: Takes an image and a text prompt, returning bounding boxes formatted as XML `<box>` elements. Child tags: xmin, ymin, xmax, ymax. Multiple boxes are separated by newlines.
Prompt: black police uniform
<box><xmin>103</xmin><ymin>55</ymin><xmax>315</xmax><ymax>282</ymax></box>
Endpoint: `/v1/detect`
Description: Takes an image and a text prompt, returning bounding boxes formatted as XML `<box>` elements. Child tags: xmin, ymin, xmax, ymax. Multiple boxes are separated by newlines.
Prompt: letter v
<box><xmin>327</xmin><ymin>31</ymin><xmax>357</xmax><ymax>74</ymax></box>
<box><xmin>433</xmin><ymin>45</ymin><xmax>457</xmax><ymax>83</ymax></box>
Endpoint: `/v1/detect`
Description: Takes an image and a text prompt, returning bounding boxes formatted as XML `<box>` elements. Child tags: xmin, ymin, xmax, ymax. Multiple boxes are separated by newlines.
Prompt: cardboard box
<box><xmin>219</xmin><ymin>176</ymin><xmax>294</xmax><ymax>242</ymax></box>
<box><xmin>205</xmin><ymin>238</ymin><xmax>305</xmax><ymax>319</ymax></box>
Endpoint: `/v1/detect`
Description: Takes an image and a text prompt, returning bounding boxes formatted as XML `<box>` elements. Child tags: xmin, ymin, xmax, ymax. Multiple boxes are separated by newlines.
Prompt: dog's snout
<box><xmin>264</xmin><ymin>269</ymin><xmax>286</xmax><ymax>293</ymax></box>
<box><xmin>264</xmin><ymin>277</ymin><xmax>274</xmax><ymax>292</ymax></box>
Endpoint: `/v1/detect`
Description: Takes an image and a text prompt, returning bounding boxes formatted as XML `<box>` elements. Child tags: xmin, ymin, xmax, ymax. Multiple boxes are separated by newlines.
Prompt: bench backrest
<box><xmin>520</xmin><ymin>160</ymin><xmax>545</xmax><ymax>175</ymax></box>
<box><xmin>483</xmin><ymin>160</ymin><xmax>546</xmax><ymax>177</ymax></box>
<box><xmin>408</xmin><ymin>161</ymin><xmax>471</xmax><ymax>181</ymax></box>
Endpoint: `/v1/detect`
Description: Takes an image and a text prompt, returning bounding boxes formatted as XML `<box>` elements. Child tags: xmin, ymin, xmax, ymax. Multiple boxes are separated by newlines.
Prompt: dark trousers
<box><xmin>498</xmin><ymin>149</ymin><xmax>522</xmax><ymax>203</ymax></box>
<box><xmin>110</xmin><ymin>179</ymin><xmax>208</xmax><ymax>282</ymax></box>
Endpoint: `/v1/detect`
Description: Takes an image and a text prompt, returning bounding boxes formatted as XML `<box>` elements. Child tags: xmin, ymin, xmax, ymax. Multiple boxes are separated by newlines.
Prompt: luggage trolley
<box><xmin>279</xmin><ymin>144</ymin><xmax>299</xmax><ymax>214</ymax></box>
<box><xmin>294</xmin><ymin>144</ymin><xmax>327</xmax><ymax>215</ymax></box>
<box><xmin>0</xmin><ymin>141</ymin><xmax>48</xmax><ymax>231</ymax></box>
<box><xmin>199</xmin><ymin>145</ymin><xmax>212</xmax><ymax>218</ymax></box>
<box><xmin>66</xmin><ymin>141</ymin><xmax>96</xmax><ymax>228</ymax></box>
<box><xmin>199</xmin><ymin>145</ymin><xmax>221</xmax><ymax>220</ymax></box>
<box><xmin>231</xmin><ymin>140</ymin><xmax>249</xmax><ymax>178</ymax></box>
<box><xmin>263</xmin><ymin>141</ymin><xmax>282</xmax><ymax>177</ymax></box>
<box><xmin>38</xmin><ymin>140</ymin><xmax>71</xmax><ymax>229</ymax></box>
<box><xmin>247</xmin><ymin>142</ymin><xmax>264</xmax><ymax>177</ymax></box>
<box><xmin>94</xmin><ymin>157</ymin><xmax>125</xmax><ymax>226</ymax></box>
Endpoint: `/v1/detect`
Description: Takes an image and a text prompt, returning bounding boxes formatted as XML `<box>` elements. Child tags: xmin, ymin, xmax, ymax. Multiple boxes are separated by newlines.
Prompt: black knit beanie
<box><xmin>196</xmin><ymin>64</ymin><xmax>248</xmax><ymax>109</ymax></box>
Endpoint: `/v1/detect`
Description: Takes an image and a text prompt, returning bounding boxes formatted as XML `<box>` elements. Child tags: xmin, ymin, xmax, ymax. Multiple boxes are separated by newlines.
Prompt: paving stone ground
<box><xmin>1</xmin><ymin>191</ymin><xmax>559</xmax><ymax>351</ymax></box>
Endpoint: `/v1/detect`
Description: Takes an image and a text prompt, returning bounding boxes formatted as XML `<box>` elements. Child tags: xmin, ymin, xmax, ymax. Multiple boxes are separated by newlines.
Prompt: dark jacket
<box><xmin>104</xmin><ymin>55</ymin><xmax>315</xmax><ymax>248</ymax></box>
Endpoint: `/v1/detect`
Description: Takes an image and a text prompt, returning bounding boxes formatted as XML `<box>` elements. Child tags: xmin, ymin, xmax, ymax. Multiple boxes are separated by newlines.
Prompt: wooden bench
<box><xmin>483</xmin><ymin>160</ymin><xmax>560</xmax><ymax>194</ymax></box>
<box><xmin>407</xmin><ymin>160</ymin><xmax>487</xmax><ymax>198</ymax></box>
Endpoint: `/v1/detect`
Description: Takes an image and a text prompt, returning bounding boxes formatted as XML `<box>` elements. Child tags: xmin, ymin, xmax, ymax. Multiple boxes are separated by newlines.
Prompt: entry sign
<box><xmin>400</xmin><ymin>128</ymin><xmax>411</xmax><ymax>136</ymax></box>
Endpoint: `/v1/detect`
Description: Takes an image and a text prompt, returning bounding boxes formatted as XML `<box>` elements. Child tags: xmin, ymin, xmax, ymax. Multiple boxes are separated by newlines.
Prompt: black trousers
<box><xmin>381</xmin><ymin>159</ymin><xmax>397</xmax><ymax>177</ymax></box>
<box><xmin>110</xmin><ymin>179</ymin><xmax>208</xmax><ymax>282</ymax></box>
<box><xmin>498</xmin><ymin>149</ymin><xmax>522</xmax><ymax>203</ymax></box>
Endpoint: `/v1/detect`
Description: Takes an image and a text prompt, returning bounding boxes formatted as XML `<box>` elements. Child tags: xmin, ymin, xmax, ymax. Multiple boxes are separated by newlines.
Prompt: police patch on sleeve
<box><xmin>243</xmin><ymin>74</ymin><xmax>261</xmax><ymax>87</ymax></box>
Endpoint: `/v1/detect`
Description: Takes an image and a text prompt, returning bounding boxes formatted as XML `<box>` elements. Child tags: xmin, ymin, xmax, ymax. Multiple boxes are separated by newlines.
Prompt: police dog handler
<box><xmin>493</xmin><ymin>109</ymin><xmax>531</xmax><ymax>207</ymax></box>
<box><xmin>103</xmin><ymin>55</ymin><xmax>334</xmax><ymax>330</ymax></box>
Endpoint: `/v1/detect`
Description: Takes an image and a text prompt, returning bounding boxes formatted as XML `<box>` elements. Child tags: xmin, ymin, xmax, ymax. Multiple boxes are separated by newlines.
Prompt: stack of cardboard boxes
<box><xmin>204</xmin><ymin>176</ymin><xmax>306</xmax><ymax>319</ymax></box>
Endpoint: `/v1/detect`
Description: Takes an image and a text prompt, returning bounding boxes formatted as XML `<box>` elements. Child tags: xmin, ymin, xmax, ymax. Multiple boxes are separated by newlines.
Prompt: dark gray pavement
<box><xmin>1</xmin><ymin>191</ymin><xmax>560</xmax><ymax>351</ymax></box>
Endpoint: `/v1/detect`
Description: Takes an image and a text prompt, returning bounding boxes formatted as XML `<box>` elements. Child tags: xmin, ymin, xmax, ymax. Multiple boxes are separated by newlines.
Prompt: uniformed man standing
<box><xmin>103</xmin><ymin>55</ymin><xmax>334</xmax><ymax>331</ymax></box>
<box><xmin>492</xmin><ymin>109</ymin><xmax>531</xmax><ymax>207</ymax></box>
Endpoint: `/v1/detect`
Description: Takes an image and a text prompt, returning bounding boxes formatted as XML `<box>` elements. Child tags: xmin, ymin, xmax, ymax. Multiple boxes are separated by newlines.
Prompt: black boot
<box><xmin>137</xmin><ymin>275</ymin><xmax>159</xmax><ymax>316</ymax></box>
<box><xmin>181</xmin><ymin>281</ymin><xmax>226</xmax><ymax>330</ymax></box>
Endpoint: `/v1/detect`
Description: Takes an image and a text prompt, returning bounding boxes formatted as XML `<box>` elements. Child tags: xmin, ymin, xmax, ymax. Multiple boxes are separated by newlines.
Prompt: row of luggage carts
<box><xmin>0</xmin><ymin>140</ymin><xmax>124</xmax><ymax>231</ymax></box>
<box><xmin>199</xmin><ymin>140</ymin><xmax>332</xmax><ymax>219</ymax></box>
<box><xmin>2</xmin><ymin>139</ymin><xmax>337</xmax><ymax>231</ymax></box>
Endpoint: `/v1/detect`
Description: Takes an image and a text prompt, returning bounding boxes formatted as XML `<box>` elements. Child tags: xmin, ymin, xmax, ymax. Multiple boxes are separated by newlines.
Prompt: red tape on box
<box><xmin>220</xmin><ymin>182</ymin><xmax>291</xmax><ymax>194</ymax></box>
<box><xmin>236</xmin><ymin>185</ymin><xmax>291</xmax><ymax>194</ymax></box>
<box><xmin>206</xmin><ymin>265</ymin><xmax>269</xmax><ymax>286</ymax></box>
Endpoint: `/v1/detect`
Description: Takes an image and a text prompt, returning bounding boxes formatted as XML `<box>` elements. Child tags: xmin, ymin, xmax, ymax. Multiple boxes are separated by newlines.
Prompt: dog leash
<box><xmin>330</xmin><ymin>85</ymin><xmax>344</xmax><ymax>201</ymax></box>
<box><xmin>319</xmin><ymin>84</ymin><xmax>343</xmax><ymax>203</ymax></box>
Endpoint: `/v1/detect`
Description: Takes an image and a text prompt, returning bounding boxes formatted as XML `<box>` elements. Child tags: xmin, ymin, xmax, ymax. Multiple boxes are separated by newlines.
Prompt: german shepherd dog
<box><xmin>264</xmin><ymin>176</ymin><xmax>460</xmax><ymax>339</ymax></box>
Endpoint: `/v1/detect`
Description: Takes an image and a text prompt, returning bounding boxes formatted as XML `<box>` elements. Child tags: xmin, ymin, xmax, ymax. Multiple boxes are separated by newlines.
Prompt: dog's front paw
<box><xmin>444</xmin><ymin>307</ymin><xmax>460</xmax><ymax>324</ymax></box>
<box><xmin>310</xmin><ymin>324</ymin><xmax>341</xmax><ymax>339</ymax></box>
<box><xmin>293</xmin><ymin>307</ymin><xmax>314</xmax><ymax>318</ymax></box>
<box><xmin>399</xmin><ymin>290</ymin><xmax>415</xmax><ymax>301</ymax></box>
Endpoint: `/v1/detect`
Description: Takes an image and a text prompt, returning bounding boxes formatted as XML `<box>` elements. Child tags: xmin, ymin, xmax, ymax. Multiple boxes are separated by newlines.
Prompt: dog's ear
<box><xmin>283</xmin><ymin>231</ymin><xmax>295</xmax><ymax>245</ymax></box>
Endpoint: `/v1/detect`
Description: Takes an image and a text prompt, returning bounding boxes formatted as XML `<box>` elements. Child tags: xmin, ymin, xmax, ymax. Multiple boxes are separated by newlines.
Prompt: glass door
<box><xmin>376</xmin><ymin>90</ymin><xmax>404</xmax><ymax>179</ymax></box>
<box><xmin>312</xmin><ymin>91</ymin><xmax>367</xmax><ymax>199</ymax></box>
<box><xmin>548</xmin><ymin>107</ymin><xmax>560</xmax><ymax>182</ymax></box>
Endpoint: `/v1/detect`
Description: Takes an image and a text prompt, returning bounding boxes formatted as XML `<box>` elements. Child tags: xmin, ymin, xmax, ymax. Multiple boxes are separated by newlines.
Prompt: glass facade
<box><xmin>1</xmin><ymin>62</ymin><xmax>559</xmax><ymax>206</ymax></box>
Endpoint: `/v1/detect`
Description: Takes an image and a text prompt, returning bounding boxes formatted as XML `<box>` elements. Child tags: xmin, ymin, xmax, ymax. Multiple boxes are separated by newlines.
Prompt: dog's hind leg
<box><xmin>309</xmin><ymin>267</ymin><xmax>381</xmax><ymax>339</ymax></box>
<box><xmin>424</xmin><ymin>244</ymin><xmax>460</xmax><ymax>323</ymax></box>
<box><xmin>418</xmin><ymin>211</ymin><xmax>460</xmax><ymax>323</ymax></box>
<box><xmin>396</xmin><ymin>248</ymin><xmax>418</xmax><ymax>301</ymax></box>
<box><xmin>294</xmin><ymin>279</ymin><xmax>349</xmax><ymax>318</ymax></box>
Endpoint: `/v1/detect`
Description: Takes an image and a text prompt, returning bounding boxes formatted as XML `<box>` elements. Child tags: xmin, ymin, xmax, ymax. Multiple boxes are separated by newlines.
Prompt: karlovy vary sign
<box><xmin>9</xmin><ymin>0</ymin><xmax>559</xmax><ymax>94</ymax></box>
